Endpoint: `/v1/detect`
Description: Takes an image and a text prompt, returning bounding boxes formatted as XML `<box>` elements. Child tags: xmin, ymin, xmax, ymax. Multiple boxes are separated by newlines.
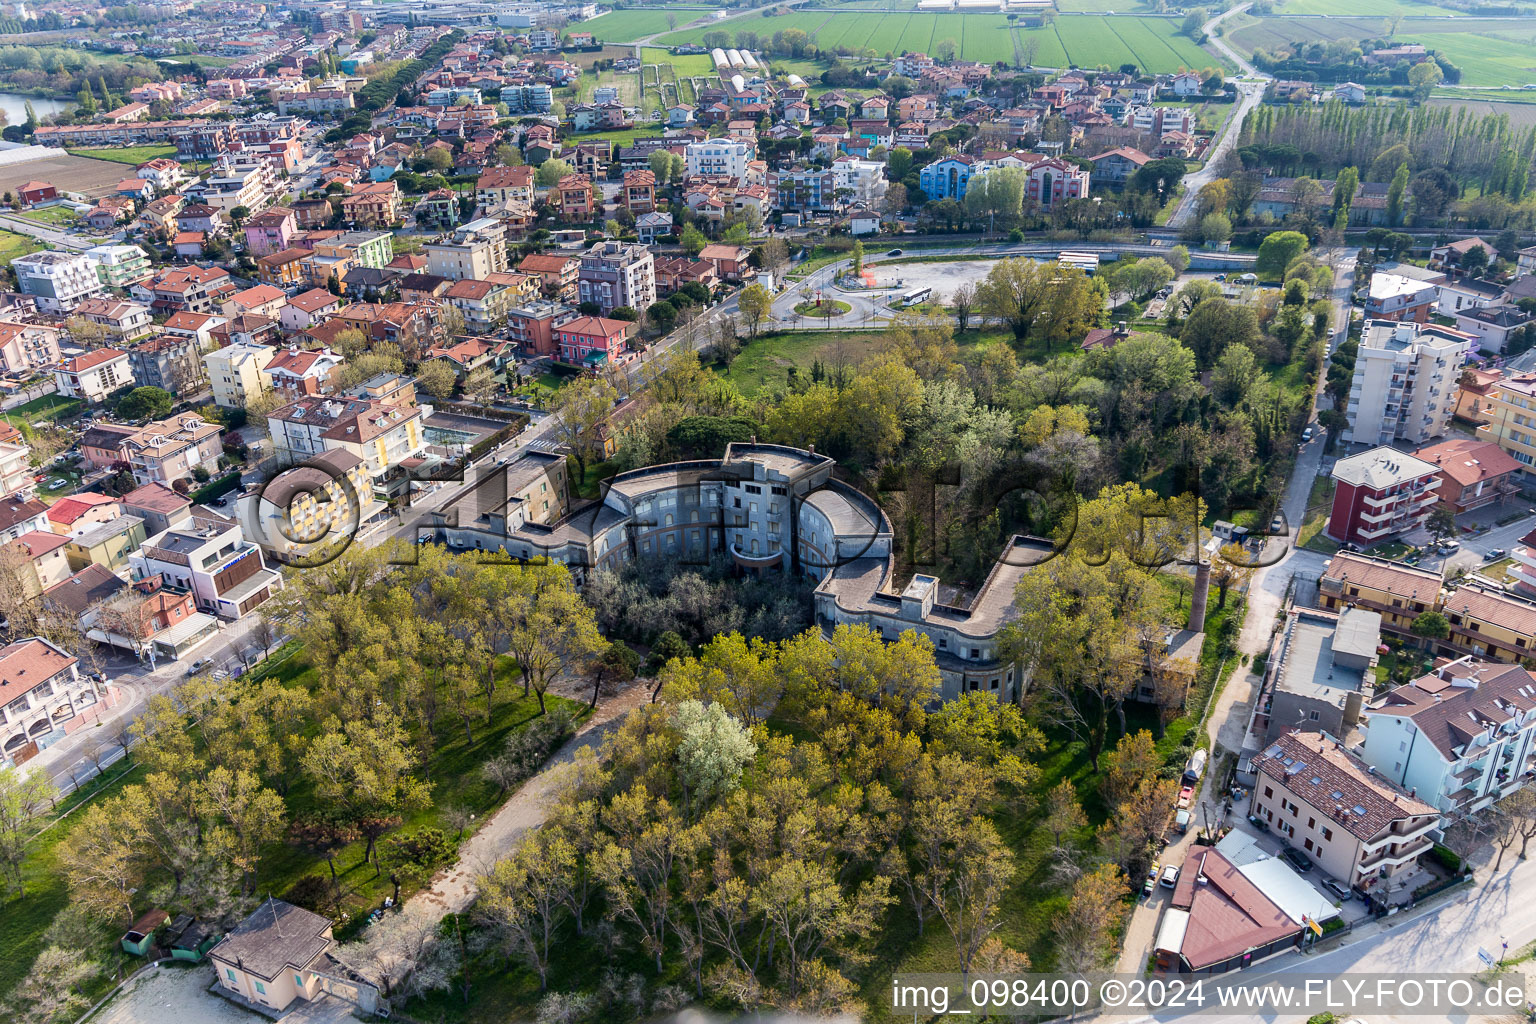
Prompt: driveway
<box><xmin>89</xmin><ymin>964</ymin><xmax>357</xmax><ymax>1024</ymax></box>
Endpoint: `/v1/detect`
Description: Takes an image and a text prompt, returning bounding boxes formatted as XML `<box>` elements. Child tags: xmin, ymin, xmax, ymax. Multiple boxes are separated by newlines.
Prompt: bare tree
<box><xmin>951</xmin><ymin>282</ymin><xmax>976</xmax><ymax>332</ymax></box>
<box><xmin>333</xmin><ymin>902</ymin><xmax>458</xmax><ymax>1001</ymax></box>
<box><xmin>91</xmin><ymin>592</ymin><xmax>156</xmax><ymax>663</ymax></box>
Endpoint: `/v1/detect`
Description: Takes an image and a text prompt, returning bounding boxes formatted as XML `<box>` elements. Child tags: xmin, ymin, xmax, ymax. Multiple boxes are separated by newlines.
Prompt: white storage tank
<box><xmin>731</xmin><ymin>73</ymin><xmax>746</xmax><ymax>92</ymax></box>
<box><xmin>711</xmin><ymin>47</ymin><xmax>728</xmax><ymax>68</ymax></box>
<box><xmin>726</xmin><ymin>48</ymin><xmax>745</xmax><ymax>68</ymax></box>
<box><xmin>741</xmin><ymin>51</ymin><xmax>760</xmax><ymax>69</ymax></box>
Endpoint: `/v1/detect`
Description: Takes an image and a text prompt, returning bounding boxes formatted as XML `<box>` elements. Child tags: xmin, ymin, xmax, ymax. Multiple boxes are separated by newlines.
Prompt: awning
<box><xmin>1155</xmin><ymin>908</ymin><xmax>1190</xmax><ymax>955</ymax></box>
<box><xmin>218</xmin><ymin>568</ymin><xmax>281</xmax><ymax>608</ymax></box>
<box><xmin>152</xmin><ymin>611</ymin><xmax>221</xmax><ymax>650</ymax></box>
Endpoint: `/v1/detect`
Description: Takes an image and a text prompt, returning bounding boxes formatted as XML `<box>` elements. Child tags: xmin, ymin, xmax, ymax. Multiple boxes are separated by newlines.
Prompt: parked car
<box><xmin>185</xmin><ymin>658</ymin><xmax>212</xmax><ymax>676</ymax></box>
<box><xmin>1323</xmin><ymin>878</ymin><xmax>1351</xmax><ymax>900</ymax></box>
<box><xmin>1270</xmin><ymin>514</ymin><xmax>1285</xmax><ymax>534</ymax></box>
<box><xmin>1160</xmin><ymin>863</ymin><xmax>1180</xmax><ymax>888</ymax></box>
<box><xmin>1281</xmin><ymin>847</ymin><xmax>1314</xmax><ymax>873</ymax></box>
<box><xmin>886</xmin><ymin>248</ymin><xmax>903</xmax><ymax>256</ymax></box>
<box><xmin>1439</xmin><ymin>539</ymin><xmax>1460</xmax><ymax>554</ymax></box>
<box><xmin>1177</xmin><ymin>784</ymin><xmax>1195</xmax><ymax>808</ymax></box>
<box><xmin>1143</xmin><ymin>865</ymin><xmax>1159</xmax><ymax>897</ymax></box>
<box><xmin>1301</xmin><ymin>426</ymin><xmax>1314</xmax><ymax>442</ymax></box>
<box><xmin>1486</xmin><ymin>548</ymin><xmax>1507</xmax><ymax>561</ymax></box>
<box><xmin>1247</xmin><ymin>813</ymin><xmax>1269</xmax><ymax>832</ymax></box>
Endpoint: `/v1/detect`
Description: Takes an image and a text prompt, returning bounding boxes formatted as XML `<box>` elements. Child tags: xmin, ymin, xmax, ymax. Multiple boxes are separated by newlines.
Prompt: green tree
<box><xmin>1427</xmin><ymin>504</ymin><xmax>1458</xmax><ymax>546</ymax></box>
<box><xmin>415</xmin><ymin>358</ymin><xmax>458</xmax><ymax>401</ymax></box>
<box><xmin>1254</xmin><ymin>230</ymin><xmax>1309</xmax><ymax>280</ymax></box>
<box><xmin>1411</xmin><ymin>610</ymin><xmax>1450</xmax><ymax>640</ymax></box>
<box><xmin>737</xmin><ymin>282</ymin><xmax>773</xmax><ymax>337</ymax></box>
<box><xmin>548</xmin><ymin>377</ymin><xmax>619</xmax><ymax>483</ymax></box>
<box><xmin>887</xmin><ymin>146</ymin><xmax>913</xmax><ymax>181</ymax></box>
<box><xmin>680</xmin><ymin>223</ymin><xmax>707</xmax><ymax>258</ymax></box>
<box><xmin>0</xmin><ymin>767</ymin><xmax>56</xmax><ymax>896</ymax></box>
<box><xmin>1408</xmin><ymin>59</ymin><xmax>1444</xmax><ymax>102</ymax></box>
<box><xmin>116</xmin><ymin>386</ymin><xmax>174</xmax><ymax>419</ymax></box>
<box><xmin>1199</xmin><ymin>211</ymin><xmax>1232</xmax><ymax>245</ymax></box>
<box><xmin>534</xmin><ymin>158</ymin><xmax>574</xmax><ymax>187</ymax></box>
<box><xmin>1387</xmin><ymin>162</ymin><xmax>1410</xmax><ymax>226</ymax></box>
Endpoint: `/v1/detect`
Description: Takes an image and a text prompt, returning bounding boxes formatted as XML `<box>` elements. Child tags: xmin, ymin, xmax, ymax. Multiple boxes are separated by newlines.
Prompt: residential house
<box><xmin>1414</xmin><ymin>437</ymin><xmax>1522</xmax><ymax>515</ymax></box>
<box><xmin>622</xmin><ymin>169</ymin><xmax>656</xmax><ymax>214</ymax></box>
<box><xmin>556</xmin><ymin>174</ymin><xmax>596</xmax><ymax>220</ymax></box>
<box><xmin>1253</xmin><ymin>605</ymin><xmax>1379</xmax><ymax>745</ymax></box>
<box><xmin>1455</xmin><ymin>305</ymin><xmax>1536</xmax><ymax>355</ymax></box>
<box><xmin>339</xmin><ymin>181</ymin><xmax>400</xmax><ymax>227</ymax></box>
<box><xmin>506</xmin><ymin>302</ymin><xmax>577</xmax><ymax>359</ymax></box>
<box><xmin>1250</xmin><ymin>731</ymin><xmax>1437</xmax><ymax>892</ymax></box>
<box><xmin>1341</xmin><ymin>321</ymin><xmax>1470</xmax><ymax>447</ymax></box>
<box><xmin>12</xmin><ymin>252</ymin><xmax>106</xmax><ymax>314</ymax></box>
<box><xmin>127</xmin><ymin>334</ymin><xmax>205</xmax><ymax>395</ymax></box>
<box><xmin>266</xmin><ymin>347</ymin><xmax>344</xmax><ymax>400</ymax></box>
<box><xmin>1089</xmin><ymin>147</ymin><xmax>1151</xmax><ymax>185</ymax></box>
<box><xmin>577</xmin><ymin>241</ymin><xmax>655</xmax><ymax>316</ymax></box>
<box><xmin>242</xmin><ymin>206</ymin><xmax>298</xmax><ymax>256</ymax></box>
<box><xmin>0</xmin><ymin>495</ymin><xmax>50</xmax><ymax>544</ymax></box>
<box><xmin>279</xmin><ymin>289</ymin><xmax>342</xmax><ymax>333</ymax></box>
<box><xmin>1429</xmin><ymin>237</ymin><xmax>1496</xmax><ymax>272</ymax></box>
<box><xmin>0</xmin><ymin>638</ymin><xmax>101</xmax><ymax>768</ymax></box>
<box><xmin>518</xmin><ymin>253</ymin><xmax>580</xmax><ymax>302</ymax></box>
<box><xmin>554</xmin><ymin>315</ymin><xmax>631</xmax><ymax>368</ymax></box>
<box><xmin>424</xmin><ymin>218</ymin><xmax>509</xmax><ymax>281</ymax></box>
<box><xmin>54</xmin><ymin>348</ymin><xmax>134</xmax><ymax>402</ymax></box>
<box><xmin>476</xmin><ymin>165</ymin><xmax>535</xmax><ymax>209</ymax></box>
<box><xmin>265</xmin><ymin>393</ymin><xmax>424</xmax><ymax>482</ymax></box>
<box><xmin>697</xmin><ymin>244</ymin><xmax>751</xmax><ymax>284</ymax></box>
<box><xmin>1365</xmin><ymin>273</ymin><xmax>1438</xmax><ymax>324</ymax></box>
<box><xmin>70</xmin><ymin>298</ymin><xmax>154</xmax><ymax>343</ymax></box>
<box><xmin>64</xmin><ymin>515</ymin><xmax>146</xmax><ymax>573</ymax></box>
<box><xmin>0</xmin><ymin>321</ymin><xmax>61</xmax><ymax>377</ymax></box>
<box><xmin>239</xmin><ymin>449</ymin><xmax>383</xmax><ymax>562</ymax></box>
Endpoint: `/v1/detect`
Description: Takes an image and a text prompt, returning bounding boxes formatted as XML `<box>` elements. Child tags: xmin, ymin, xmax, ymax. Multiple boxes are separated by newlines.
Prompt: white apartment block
<box><xmin>685</xmin><ymin>138</ymin><xmax>754</xmax><ymax>180</ymax></box>
<box><xmin>12</xmin><ymin>251</ymin><xmax>107</xmax><ymax>314</ymax></box>
<box><xmin>0</xmin><ymin>436</ymin><xmax>30</xmax><ymax>499</ymax></box>
<box><xmin>830</xmin><ymin>157</ymin><xmax>887</xmax><ymax>207</ymax></box>
<box><xmin>54</xmin><ymin>348</ymin><xmax>134</xmax><ymax>403</ymax></box>
<box><xmin>1361</xmin><ymin>657</ymin><xmax>1536</xmax><ymax>815</ymax></box>
<box><xmin>1342</xmin><ymin>320</ymin><xmax>1470</xmax><ymax>448</ymax></box>
<box><xmin>576</xmin><ymin>240</ymin><xmax>655</xmax><ymax>316</ymax></box>
<box><xmin>130</xmin><ymin>508</ymin><xmax>281</xmax><ymax>621</ymax></box>
<box><xmin>204</xmin><ymin>341</ymin><xmax>275</xmax><ymax>409</ymax></box>
<box><xmin>424</xmin><ymin>217</ymin><xmax>510</xmax><ymax>281</ymax></box>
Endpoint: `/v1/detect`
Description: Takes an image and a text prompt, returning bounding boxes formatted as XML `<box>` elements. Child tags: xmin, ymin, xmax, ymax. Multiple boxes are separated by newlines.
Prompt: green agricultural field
<box><xmin>642</xmin><ymin>46</ymin><xmax>715</xmax><ymax>75</ymax></box>
<box><xmin>578</xmin><ymin>8</ymin><xmax>680</xmax><ymax>42</ymax></box>
<box><xmin>1415</xmin><ymin>29</ymin><xmax>1536</xmax><ymax>88</ymax></box>
<box><xmin>65</xmin><ymin>143</ymin><xmax>178</xmax><ymax>165</ymax></box>
<box><xmin>1269</xmin><ymin>0</ymin><xmax>1465</xmax><ymax>15</ymax></box>
<box><xmin>659</xmin><ymin>11</ymin><xmax>1218</xmax><ymax>71</ymax></box>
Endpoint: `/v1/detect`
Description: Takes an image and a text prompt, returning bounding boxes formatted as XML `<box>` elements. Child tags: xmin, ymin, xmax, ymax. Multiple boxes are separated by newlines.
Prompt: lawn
<box><xmin>642</xmin><ymin>47</ymin><xmax>716</xmax><ymax>76</ymax></box>
<box><xmin>0</xmin><ymin>393</ymin><xmax>84</xmax><ymax>431</ymax></box>
<box><xmin>0</xmin><ymin>227</ymin><xmax>43</xmax><ymax>267</ymax></box>
<box><xmin>0</xmin><ymin>764</ymin><xmax>146</xmax><ymax>1005</ymax></box>
<box><xmin>568</xmin><ymin>124</ymin><xmax>666</xmax><ymax>149</ymax></box>
<box><xmin>722</xmin><ymin>329</ymin><xmax>890</xmax><ymax>395</ymax></box>
<box><xmin>577</xmin><ymin>8</ymin><xmax>683</xmax><ymax>42</ymax></box>
<box><xmin>65</xmin><ymin>144</ymin><xmax>178</xmax><ymax>166</ymax></box>
<box><xmin>15</xmin><ymin>205</ymin><xmax>77</xmax><ymax>226</ymax></box>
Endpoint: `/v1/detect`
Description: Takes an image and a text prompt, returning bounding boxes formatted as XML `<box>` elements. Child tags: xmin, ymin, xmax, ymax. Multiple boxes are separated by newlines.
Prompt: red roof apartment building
<box><xmin>1413</xmin><ymin>437</ymin><xmax>1523</xmax><ymax>514</ymax></box>
<box><xmin>554</xmin><ymin>315</ymin><xmax>631</xmax><ymax>368</ymax></box>
<box><xmin>1327</xmin><ymin>447</ymin><xmax>1440</xmax><ymax>546</ymax></box>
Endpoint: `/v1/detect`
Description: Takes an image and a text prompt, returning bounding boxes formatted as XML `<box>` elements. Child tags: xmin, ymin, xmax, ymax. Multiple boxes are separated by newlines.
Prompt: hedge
<box><xmin>191</xmin><ymin>471</ymin><xmax>242</xmax><ymax>504</ymax></box>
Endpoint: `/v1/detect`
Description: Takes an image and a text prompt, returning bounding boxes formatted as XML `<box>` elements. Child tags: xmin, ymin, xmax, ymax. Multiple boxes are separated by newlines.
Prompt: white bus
<box><xmin>900</xmin><ymin>286</ymin><xmax>932</xmax><ymax>306</ymax></box>
<box><xmin>1057</xmin><ymin>251</ymin><xmax>1100</xmax><ymax>275</ymax></box>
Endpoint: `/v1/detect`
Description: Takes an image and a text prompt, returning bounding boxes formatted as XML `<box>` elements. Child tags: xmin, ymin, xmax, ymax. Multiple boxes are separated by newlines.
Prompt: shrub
<box><xmin>1427</xmin><ymin>843</ymin><xmax>1462</xmax><ymax>874</ymax></box>
<box><xmin>283</xmin><ymin>874</ymin><xmax>335</xmax><ymax>913</ymax></box>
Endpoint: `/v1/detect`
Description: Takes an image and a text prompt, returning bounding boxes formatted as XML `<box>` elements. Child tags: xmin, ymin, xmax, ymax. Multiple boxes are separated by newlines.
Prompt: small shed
<box><xmin>167</xmin><ymin>915</ymin><xmax>219</xmax><ymax>961</ymax></box>
<box><xmin>121</xmin><ymin>909</ymin><xmax>170</xmax><ymax>956</ymax></box>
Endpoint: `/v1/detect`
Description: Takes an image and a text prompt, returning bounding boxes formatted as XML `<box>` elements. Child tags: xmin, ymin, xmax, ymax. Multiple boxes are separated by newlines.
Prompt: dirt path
<box><xmin>404</xmin><ymin>683</ymin><xmax>652</xmax><ymax>920</ymax></box>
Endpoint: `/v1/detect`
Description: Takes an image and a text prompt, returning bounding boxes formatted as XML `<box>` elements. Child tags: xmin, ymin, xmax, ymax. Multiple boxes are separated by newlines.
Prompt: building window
<box><xmin>1322</xmin><ymin>827</ymin><xmax>1333</xmax><ymax>841</ymax></box>
<box><xmin>227</xmin><ymin>968</ymin><xmax>237</xmax><ymax>982</ymax></box>
<box><xmin>255</xmin><ymin>981</ymin><xmax>266</xmax><ymax>995</ymax></box>
<box><xmin>1264</xmin><ymin>786</ymin><xmax>1273</xmax><ymax>798</ymax></box>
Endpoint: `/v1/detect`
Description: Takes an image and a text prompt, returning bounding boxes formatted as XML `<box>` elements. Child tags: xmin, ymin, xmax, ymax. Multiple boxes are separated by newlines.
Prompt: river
<box><xmin>0</xmin><ymin>92</ymin><xmax>71</xmax><ymax>127</ymax></box>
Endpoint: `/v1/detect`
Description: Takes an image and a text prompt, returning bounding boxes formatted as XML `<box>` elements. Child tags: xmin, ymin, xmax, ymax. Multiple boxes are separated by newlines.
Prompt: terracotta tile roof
<box><xmin>1253</xmin><ymin>731</ymin><xmax>1435</xmax><ymax>841</ymax></box>
<box><xmin>477</xmin><ymin>166</ymin><xmax>534</xmax><ymax>189</ymax></box>
<box><xmin>0</xmin><ymin>637</ymin><xmax>77</xmax><ymax>704</ymax></box>
<box><xmin>1321</xmin><ymin>551</ymin><xmax>1443</xmax><ymax>598</ymax></box>
<box><xmin>45</xmin><ymin>492</ymin><xmax>118</xmax><ymax>527</ymax></box>
<box><xmin>285</xmin><ymin>288</ymin><xmax>338</xmax><ymax>314</ymax></box>
<box><xmin>120</xmin><ymin>481</ymin><xmax>191</xmax><ymax>515</ymax></box>
<box><xmin>557</xmin><ymin>315</ymin><xmax>630</xmax><ymax>338</ymax></box>
<box><xmin>518</xmin><ymin>254</ymin><xmax>576</xmax><ymax>274</ymax></box>
<box><xmin>1413</xmin><ymin>438</ymin><xmax>1523</xmax><ymax>489</ymax></box>
<box><xmin>61</xmin><ymin>348</ymin><xmax>128</xmax><ymax>372</ymax></box>
<box><xmin>445</xmin><ymin>278</ymin><xmax>496</xmax><ymax>300</ymax></box>
<box><xmin>1444</xmin><ymin>582</ymin><xmax>1536</xmax><ymax>641</ymax></box>
<box><xmin>9</xmin><ymin>529</ymin><xmax>68</xmax><ymax>559</ymax></box>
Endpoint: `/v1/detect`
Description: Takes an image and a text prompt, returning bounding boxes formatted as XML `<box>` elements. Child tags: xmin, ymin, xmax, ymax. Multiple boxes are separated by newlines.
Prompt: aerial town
<box><xmin>3</xmin><ymin>0</ymin><xmax>1536</xmax><ymax>1021</ymax></box>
